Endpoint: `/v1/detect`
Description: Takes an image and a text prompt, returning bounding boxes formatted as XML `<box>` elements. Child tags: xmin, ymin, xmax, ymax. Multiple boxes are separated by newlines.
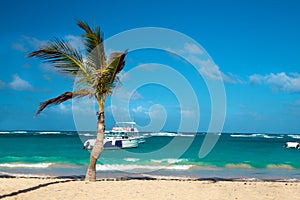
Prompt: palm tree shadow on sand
<box><xmin>0</xmin><ymin>179</ymin><xmax>76</xmax><ymax>199</ymax></box>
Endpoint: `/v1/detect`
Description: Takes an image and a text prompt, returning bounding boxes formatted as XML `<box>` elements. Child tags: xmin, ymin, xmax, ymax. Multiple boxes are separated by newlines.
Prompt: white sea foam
<box><xmin>263</xmin><ymin>135</ymin><xmax>283</xmax><ymax>139</ymax></box>
<box><xmin>288</xmin><ymin>135</ymin><xmax>300</xmax><ymax>139</ymax></box>
<box><xmin>149</xmin><ymin>132</ymin><xmax>177</xmax><ymax>137</ymax></box>
<box><xmin>177</xmin><ymin>133</ymin><xmax>195</xmax><ymax>137</ymax></box>
<box><xmin>0</xmin><ymin>163</ymin><xmax>53</xmax><ymax>168</ymax></box>
<box><xmin>39</xmin><ymin>131</ymin><xmax>61</xmax><ymax>134</ymax></box>
<box><xmin>96</xmin><ymin>164</ymin><xmax>193</xmax><ymax>171</ymax></box>
<box><xmin>148</xmin><ymin>132</ymin><xmax>195</xmax><ymax>137</ymax></box>
<box><xmin>79</xmin><ymin>133</ymin><xmax>95</xmax><ymax>137</ymax></box>
<box><xmin>0</xmin><ymin>131</ymin><xmax>10</xmax><ymax>134</ymax></box>
<box><xmin>230</xmin><ymin>133</ymin><xmax>282</xmax><ymax>139</ymax></box>
<box><xmin>151</xmin><ymin>158</ymin><xmax>188</xmax><ymax>164</ymax></box>
<box><xmin>124</xmin><ymin>158</ymin><xmax>140</xmax><ymax>162</ymax></box>
<box><xmin>11</xmin><ymin>131</ymin><xmax>27</xmax><ymax>134</ymax></box>
<box><xmin>230</xmin><ymin>134</ymin><xmax>252</xmax><ymax>138</ymax></box>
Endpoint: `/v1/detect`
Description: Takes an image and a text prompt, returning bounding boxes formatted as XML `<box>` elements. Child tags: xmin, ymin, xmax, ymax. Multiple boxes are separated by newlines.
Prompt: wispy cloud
<box><xmin>166</xmin><ymin>43</ymin><xmax>243</xmax><ymax>84</ymax></box>
<box><xmin>12</xmin><ymin>35</ymin><xmax>47</xmax><ymax>53</ymax></box>
<box><xmin>222</xmin><ymin>72</ymin><xmax>244</xmax><ymax>84</ymax></box>
<box><xmin>112</xmin><ymin>87</ymin><xmax>143</xmax><ymax>102</ymax></box>
<box><xmin>195</xmin><ymin>58</ymin><xmax>244</xmax><ymax>84</ymax></box>
<box><xmin>45</xmin><ymin>102</ymin><xmax>72</xmax><ymax>116</ymax></box>
<box><xmin>65</xmin><ymin>35</ymin><xmax>84</xmax><ymax>50</ymax></box>
<box><xmin>9</xmin><ymin>74</ymin><xmax>34</xmax><ymax>91</ymax></box>
<box><xmin>11</xmin><ymin>43</ymin><xmax>28</xmax><ymax>52</ymax></box>
<box><xmin>181</xmin><ymin>108</ymin><xmax>195</xmax><ymax>118</ymax></box>
<box><xmin>132</xmin><ymin>105</ymin><xmax>144</xmax><ymax>113</ymax></box>
<box><xmin>249</xmin><ymin>72</ymin><xmax>300</xmax><ymax>93</ymax></box>
<box><xmin>57</xmin><ymin>103</ymin><xmax>70</xmax><ymax>113</ymax></box>
<box><xmin>12</xmin><ymin>35</ymin><xmax>83</xmax><ymax>53</ymax></box>
<box><xmin>184</xmin><ymin>43</ymin><xmax>204</xmax><ymax>55</ymax></box>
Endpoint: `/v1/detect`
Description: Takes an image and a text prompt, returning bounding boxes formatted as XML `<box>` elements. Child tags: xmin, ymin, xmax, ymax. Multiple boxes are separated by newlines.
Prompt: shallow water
<box><xmin>1</xmin><ymin>131</ymin><xmax>300</xmax><ymax>181</ymax></box>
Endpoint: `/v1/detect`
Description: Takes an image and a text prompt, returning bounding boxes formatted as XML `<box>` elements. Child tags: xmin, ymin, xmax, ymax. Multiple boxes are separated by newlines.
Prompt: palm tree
<box><xmin>28</xmin><ymin>21</ymin><xmax>127</xmax><ymax>181</ymax></box>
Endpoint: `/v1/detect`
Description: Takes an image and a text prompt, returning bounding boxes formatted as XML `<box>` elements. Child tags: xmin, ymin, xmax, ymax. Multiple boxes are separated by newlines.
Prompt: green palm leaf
<box><xmin>28</xmin><ymin>38</ymin><xmax>88</xmax><ymax>75</ymax></box>
<box><xmin>95</xmin><ymin>50</ymin><xmax>127</xmax><ymax>95</ymax></box>
<box><xmin>35</xmin><ymin>90</ymin><xmax>94</xmax><ymax>116</ymax></box>
<box><xmin>77</xmin><ymin>20</ymin><xmax>106</xmax><ymax>70</ymax></box>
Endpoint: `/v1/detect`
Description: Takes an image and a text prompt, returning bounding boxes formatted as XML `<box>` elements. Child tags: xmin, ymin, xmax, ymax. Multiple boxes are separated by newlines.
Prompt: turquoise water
<box><xmin>1</xmin><ymin>131</ymin><xmax>300</xmax><ymax>180</ymax></box>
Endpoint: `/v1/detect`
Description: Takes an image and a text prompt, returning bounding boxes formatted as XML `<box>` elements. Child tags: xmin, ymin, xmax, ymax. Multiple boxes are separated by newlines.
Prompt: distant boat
<box><xmin>285</xmin><ymin>142</ymin><xmax>300</xmax><ymax>149</ymax></box>
<box><xmin>83</xmin><ymin>122</ymin><xmax>145</xmax><ymax>150</ymax></box>
<box><xmin>83</xmin><ymin>136</ymin><xmax>138</xmax><ymax>150</ymax></box>
<box><xmin>110</xmin><ymin>122</ymin><xmax>146</xmax><ymax>144</ymax></box>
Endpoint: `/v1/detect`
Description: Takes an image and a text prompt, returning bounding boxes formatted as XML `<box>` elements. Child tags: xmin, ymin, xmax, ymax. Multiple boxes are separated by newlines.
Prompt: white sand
<box><xmin>0</xmin><ymin>178</ymin><xmax>299</xmax><ymax>200</ymax></box>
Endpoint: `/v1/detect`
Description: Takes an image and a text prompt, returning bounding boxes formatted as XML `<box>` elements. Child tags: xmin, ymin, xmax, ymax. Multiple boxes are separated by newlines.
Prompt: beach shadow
<box><xmin>0</xmin><ymin>179</ymin><xmax>75</xmax><ymax>199</ymax></box>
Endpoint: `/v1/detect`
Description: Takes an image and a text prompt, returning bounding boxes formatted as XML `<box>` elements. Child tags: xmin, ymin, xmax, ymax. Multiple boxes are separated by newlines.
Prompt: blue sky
<box><xmin>1</xmin><ymin>0</ymin><xmax>300</xmax><ymax>133</ymax></box>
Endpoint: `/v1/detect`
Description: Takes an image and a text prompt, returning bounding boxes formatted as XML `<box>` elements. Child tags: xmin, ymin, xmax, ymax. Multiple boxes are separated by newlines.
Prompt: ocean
<box><xmin>1</xmin><ymin>131</ymin><xmax>300</xmax><ymax>181</ymax></box>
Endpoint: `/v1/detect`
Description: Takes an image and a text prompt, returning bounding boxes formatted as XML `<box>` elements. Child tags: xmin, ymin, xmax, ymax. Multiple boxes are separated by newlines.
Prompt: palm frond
<box><xmin>35</xmin><ymin>90</ymin><xmax>94</xmax><ymax>117</ymax></box>
<box><xmin>28</xmin><ymin>38</ymin><xmax>90</xmax><ymax>75</ymax></box>
<box><xmin>77</xmin><ymin>20</ymin><xmax>106</xmax><ymax>70</ymax></box>
<box><xmin>95</xmin><ymin>50</ymin><xmax>127</xmax><ymax>95</ymax></box>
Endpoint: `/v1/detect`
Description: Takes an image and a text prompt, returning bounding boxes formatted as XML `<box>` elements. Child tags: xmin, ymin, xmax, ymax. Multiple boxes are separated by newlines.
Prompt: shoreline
<box><xmin>1</xmin><ymin>173</ymin><xmax>300</xmax><ymax>183</ymax></box>
<box><xmin>1</xmin><ymin>177</ymin><xmax>299</xmax><ymax>200</ymax></box>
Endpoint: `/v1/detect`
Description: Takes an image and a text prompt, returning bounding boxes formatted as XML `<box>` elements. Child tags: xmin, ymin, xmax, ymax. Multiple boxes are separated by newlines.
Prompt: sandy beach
<box><xmin>0</xmin><ymin>178</ymin><xmax>299</xmax><ymax>200</ymax></box>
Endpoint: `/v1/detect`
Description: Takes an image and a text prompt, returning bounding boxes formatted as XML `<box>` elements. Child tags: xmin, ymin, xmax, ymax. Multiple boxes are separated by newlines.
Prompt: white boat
<box><xmin>285</xmin><ymin>142</ymin><xmax>300</xmax><ymax>149</ymax></box>
<box><xmin>83</xmin><ymin>122</ymin><xmax>144</xmax><ymax>150</ymax></box>
<box><xmin>83</xmin><ymin>136</ymin><xmax>138</xmax><ymax>150</ymax></box>
<box><xmin>110</xmin><ymin>122</ymin><xmax>146</xmax><ymax>144</ymax></box>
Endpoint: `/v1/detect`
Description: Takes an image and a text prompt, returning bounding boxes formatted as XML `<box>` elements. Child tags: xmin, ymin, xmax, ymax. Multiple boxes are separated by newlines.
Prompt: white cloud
<box><xmin>249</xmin><ymin>74</ymin><xmax>263</xmax><ymax>84</ymax></box>
<box><xmin>13</xmin><ymin>36</ymin><xmax>48</xmax><ymax>53</ymax></box>
<box><xmin>23</xmin><ymin>36</ymin><xmax>47</xmax><ymax>49</ymax></box>
<box><xmin>132</xmin><ymin>106</ymin><xmax>144</xmax><ymax>113</ymax></box>
<box><xmin>112</xmin><ymin>86</ymin><xmax>143</xmax><ymax>102</ymax></box>
<box><xmin>222</xmin><ymin>72</ymin><xmax>244</xmax><ymax>84</ymax></box>
<box><xmin>107</xmin><ymin>104</ymin><xmax>123</xmax><ymax>113</ymax></box>
<box><xmin>13</xmin><ymin>35</ymin><xmax>83</xmax><ymax>53</ymax></box>
<box><xmin>181</xmin><ymin>108</ymin><xmax>195</xmax><ymax>118</ymax></box>
<box><xmin>194</xmin><ymin>58</ymin><xmax>243</xmax><ymax>84</ymax></box>
<box><xmin>9</xmin><ymin>75</ymin><xmax>34</xmax><ymax>91</ymax></box>
<box><xmin>165</xmin><ymin>42</ymin><xmax>203</xmax><ymax>56</ymax></box>
<box><xmin>72</xmin><ymin>98</ymin><xmax>96</xmax><ymax>114</ymax></box>
<box><xmin>196</xmin><ymin>59</ymin><xmax>222</xmax><ymax>80</ymax></box>
<box><xmin>58</xmin><ymin>103</ymin><xmax>70</xmax><ymax>113</ymax></box>
<box><xmin>184</xmin><ymin>43</ymin><xmax>203</xmax><ymax>55</ymax></box>
<box><xmin>65</xmin><ymin>35</ymin><xmax>84</xmax><ymax>50</ymax></box>
<box><xmin>12</xmin><ymin>35</ymin><xmax>47</xmax><ymax>53</ymax></box>
<box><xmin>249</xmin><ymin>72</ymin><xmax>300</xmax><ymax>93</ymax></box>
<box><xmin>47</xmin><ymin>102</ymin><xmax>74</xmax><ymax>115</ymax></box>
<box><xmin>165</xmin><ymin>44</ymin><xmax>242</xmax><ymax>84</ymax></box>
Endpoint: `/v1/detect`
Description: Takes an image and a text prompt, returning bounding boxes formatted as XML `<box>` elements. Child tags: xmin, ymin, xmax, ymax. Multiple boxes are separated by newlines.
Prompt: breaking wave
<box><xmin>150</xmin><ymin>158</ymin><xmax>188</xmax><ymax>164</ymax></box>
<box><xmin>124</xmin><ymin>158</ymin><xmax>140</xmax><ymax>162</ymax></box>
<box><xmin>0</xmin><ymin>163</ymin><xmax>53</xmax><ymax>168</ymax></box>
<box><xmin>230</xmin><ymin>134</ymin><xmax>283</xmax><ymax>139</ymax></box>
<box><xmin>96</xmin><ymin>164</ymin><xmax>193</xmax><ymax>171</ymax></box>
<box><xmin>39</xmin><ymin>131</ymin><xmax>61</xmax><ymax>135</ymax></box>
<box><xmin>288</xmin><ymin>135</ymin><xmax>300</xmax><ymax>139</ymax></box>
<box><xmin>146</xmin><ymin>132</ymin><xmax>195</xmax><ymax>137</ymax></box>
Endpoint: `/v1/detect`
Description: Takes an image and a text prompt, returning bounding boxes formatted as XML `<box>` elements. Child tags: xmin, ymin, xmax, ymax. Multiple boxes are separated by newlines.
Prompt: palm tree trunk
<box><xmin>85</xmin><ymin>110</ymin><xmax>105</xmax><ymax>181</ymax></box>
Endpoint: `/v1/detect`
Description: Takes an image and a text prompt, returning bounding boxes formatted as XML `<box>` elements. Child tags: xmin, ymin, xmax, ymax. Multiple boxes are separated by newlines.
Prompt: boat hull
<box><xmin>83</xmin><ymin>138</ymin><xmax>138</xmax><ymax>150</ymax></box>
